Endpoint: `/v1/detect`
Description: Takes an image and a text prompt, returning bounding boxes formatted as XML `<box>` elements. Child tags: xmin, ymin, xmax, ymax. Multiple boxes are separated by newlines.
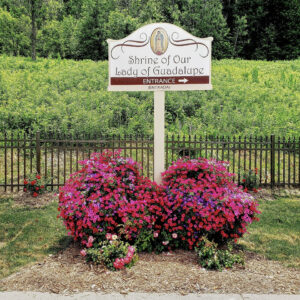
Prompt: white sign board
<box><xmin>108</xmin><ymin>23</ymin><xmax>213</xmax><ymax>92</ymax></box>
<box><xmin>107</xmin><ymin>23</ymin><xmax>213</xmax><ymax>184</ymax></box>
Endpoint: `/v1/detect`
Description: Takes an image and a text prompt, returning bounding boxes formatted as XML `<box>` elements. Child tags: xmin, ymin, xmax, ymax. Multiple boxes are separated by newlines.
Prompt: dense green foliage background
<box><xmin>0</xmin><ymin>55</ymin><xmax>299</xmax><ymax>137</ymax></box>
<box><xmin>0</xmin><ymin>0</ymin><xmax>299</xmax><ymax>61</ymax></box>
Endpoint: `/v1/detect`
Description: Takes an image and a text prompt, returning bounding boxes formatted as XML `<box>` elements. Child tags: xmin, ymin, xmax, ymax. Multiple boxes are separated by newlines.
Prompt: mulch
<box><xmin>0</xmin><ymin>190</ymin><xmax>299</xmax><ymax>295</ymax></box>
<box><xmin>0</xmin><ymin>243</ymin><xmax>299</xmax><ymax>295</ymax></box>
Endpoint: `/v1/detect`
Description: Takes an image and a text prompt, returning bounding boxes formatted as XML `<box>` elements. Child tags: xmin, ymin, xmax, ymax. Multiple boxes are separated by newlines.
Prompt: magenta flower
<box><xmin>88</xmin><ymin>236</ymin><xmax>94</xmax><ymax>244</ymax></box>
<box><xmin>59</xmin><ymin>151</ymin><xmax>260</xmax><ymax>254</ymax></box>
<box><xmin>58</xmin><ymin>150</ymin><xmax>161</xmax><ymax>247</ymax></box>
<box><xmin>128</xmin><ymin>246</ymin><xmax>135</xmax><ymax>254</ymax></box>
<box><xmin>124</xmin><ymin>256</ymin><xmax>131</xmax><ymax>264</ymax></box>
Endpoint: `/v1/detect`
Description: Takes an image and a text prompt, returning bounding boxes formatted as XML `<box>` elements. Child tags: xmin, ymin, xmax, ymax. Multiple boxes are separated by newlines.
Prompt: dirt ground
<box><xmin>0</xmin><ymin>243</ymin><xmax>299</xmax><ymax>295</ymax></box>
<box><xmin>0</xmin><ymin>189</ymin><xmax>299</xmax><ymax>295</ymax></box>
<box><xmin>0</xmin><ymin>190</ymin><xmax>58</xmax><ymax>208</ymax></box>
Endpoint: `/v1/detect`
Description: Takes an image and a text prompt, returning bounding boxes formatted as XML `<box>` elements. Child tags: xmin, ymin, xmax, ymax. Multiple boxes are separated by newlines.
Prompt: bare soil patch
<box><xmin>254</xmin><ymin>188</ymin><xmax>300</xmax><ymax>201</ymax></box>
<box><xmin>0</xmin><ymin>243</ymin><xmax>299</xmax><ymax>295</ymax></box>
<box><xmin>0</xmin><ymin>191</ymin><xmax>58</xmax><ymax>208</ymax></box>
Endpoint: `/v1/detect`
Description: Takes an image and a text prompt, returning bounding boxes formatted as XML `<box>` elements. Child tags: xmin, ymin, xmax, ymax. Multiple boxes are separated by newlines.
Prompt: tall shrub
<box><xmin>148</xmin><ymin>158</ymin><xmax>260</xmax><ymax>250</ymax></box>
<box><xmin>58</xmin><ymin>150</ymin><xmax>159</xmax><ymax>247</ymax></box>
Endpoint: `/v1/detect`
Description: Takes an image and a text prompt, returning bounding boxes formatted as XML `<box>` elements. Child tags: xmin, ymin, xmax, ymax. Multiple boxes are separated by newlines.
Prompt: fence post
<box><xmin>271</xmin><ymin>135</ymin><xmax>275</xmax><ymax>188</ymax></box>
<box><xmin>4</xmin><ymin>132</ymin><xmax>7</xmax><ymax>192</ymax></box>
<box><xmin>36</xmin><ymin>131</ymin><xmax>41</xmax><ymax>174</ymax></box>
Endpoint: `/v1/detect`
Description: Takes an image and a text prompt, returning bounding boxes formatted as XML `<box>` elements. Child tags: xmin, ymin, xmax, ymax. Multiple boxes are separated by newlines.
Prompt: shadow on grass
<box><xmin>46</xmin><ymin>236</ymin><xmax>74</xmax><ymax>254</ymax></box>
<box><xmin>0</xmin><ymin>197</ymin><xmax>12</xmax><ymax>204</ymax></box>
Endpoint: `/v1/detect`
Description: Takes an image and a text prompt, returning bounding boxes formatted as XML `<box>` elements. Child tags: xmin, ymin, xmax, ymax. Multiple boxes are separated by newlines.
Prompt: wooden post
<box><xmin>154</xmin><ymin>91</ymin><xmax>165</xmax><ymax>184</ymax></box>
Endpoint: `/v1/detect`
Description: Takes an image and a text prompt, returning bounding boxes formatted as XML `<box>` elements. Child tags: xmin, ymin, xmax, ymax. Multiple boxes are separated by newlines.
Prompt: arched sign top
<box><xmin>107</xmin><ymin>23</ymin><xmax>213</xmax><ymax>92</ymax></box>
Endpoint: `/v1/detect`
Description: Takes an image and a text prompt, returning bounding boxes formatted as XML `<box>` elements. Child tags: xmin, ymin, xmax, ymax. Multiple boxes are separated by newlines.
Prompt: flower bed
<box><xmin>58</xmin><ymin>150</ymin><xmax>160</xmax><ymax>249</ymax></box>
<box><xmin>58</xmin><ymin>151</ymin><xmax>260</xmax><ymax>270</ymax></box>
<box><xmin>149</xmin><ymin>158</ymin><xmax>260</xmax><ymax>251</ymax></box>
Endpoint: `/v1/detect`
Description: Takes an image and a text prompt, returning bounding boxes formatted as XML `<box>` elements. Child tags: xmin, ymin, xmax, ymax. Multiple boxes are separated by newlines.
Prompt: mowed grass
<box><xmin>0</xmin><ymin>196</ymin><xmax>70</xmax><ymax>280</ymax></box>
<box><xmin>0</xmin><ymin>195</ymin><xmax>299</xmax><ymax>281</ymax></box>
<box><xmin>239</xmin><ymin>196</ymin><xmax>300</xmax><ymax>268</ymax></box>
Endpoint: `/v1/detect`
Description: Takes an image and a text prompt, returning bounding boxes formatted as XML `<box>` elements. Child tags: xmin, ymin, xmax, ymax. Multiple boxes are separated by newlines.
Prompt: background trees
<box><xmin>0</xmin><ymin>0</ymin><xmax>299</xmax><ymax>60</ymax></box>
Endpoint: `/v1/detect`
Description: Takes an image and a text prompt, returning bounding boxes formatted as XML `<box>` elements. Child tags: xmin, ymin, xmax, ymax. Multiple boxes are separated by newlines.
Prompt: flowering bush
<box><xmin>23</xmin><ymin>174</ymin><xmax>47</xmax><ymax>197</ymax></box>
<box><xmin>148</xmin><ymin>158</ymin><xmax>260</xmax><ymax>251</ymax></box>
<box><xmin>59</xmin><ymin>152</ymin><xmax>260</xmax><ymax>263</ymax></box>
<box><xmin>195</xmin><ymin>236</ymin><xmax>244</xmax><ymax>271</ymax></box>
<box><xmin>82</xmin><ymin>234</ymin><xmax>138</xmax><ymax>271</ymax></box>
<box><xmin>241</xmin><ymin>169</ymin><xmax>259</xmax><ymax>192</ymax></box>
<box><xmin>58</xmin><ymin>150</ymin><xmax>160</xmax><ymax>247</ymax></box>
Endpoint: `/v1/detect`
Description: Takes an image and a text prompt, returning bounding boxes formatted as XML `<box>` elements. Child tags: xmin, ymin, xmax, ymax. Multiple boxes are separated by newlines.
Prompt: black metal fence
<box><xmin>0</xmin><ymin>132</ymin><xmax>299</xmax><ymax>191</ymax></box>
<box><xmin>166</xmin><ymin>135</ymin><xmax>300</xmax><ymax>187</ymax></box>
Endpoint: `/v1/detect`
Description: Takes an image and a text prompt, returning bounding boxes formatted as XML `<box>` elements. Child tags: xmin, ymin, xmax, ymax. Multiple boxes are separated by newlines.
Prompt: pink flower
<box><xmin>58</xmin><ymin>151</ymin><xmax>260</xmax><ymax>252</ymax></box>
<box><xmin>113</xmin><ymin>261</ymin><xmax>121</xmax><ymax>269</ymax></box>
<box><xmin>88</xmin><ymin>236</ymin><xmax>94</xmax><ymax>244</ymax></box>
<box><xmin>126</xmin><ymin>246</ymin><xmax>135</xmax><ymax>259</ymax></box>
<box><xmin>106</xmin><ymin>233</ymin><xmax>112</xmax><ymax>240</ymax></box>
<box><xmin>128</xmin><ymin>246</ymin><xmax>135</xmax><ymax>254</ymax></box>
<box><xmin>124</xmin><ymin>256</ymin><xmax>131</xmax><ymax>264</ymax></box>
<box><xmin>80</xmin><ymin>249</ymin><xmax>86</xmax><ymax>257</ymax></box>
<box><xmin>114</xmin><ymin>258</ymin><xmax>125</xmax><ymax>270</ymax></box>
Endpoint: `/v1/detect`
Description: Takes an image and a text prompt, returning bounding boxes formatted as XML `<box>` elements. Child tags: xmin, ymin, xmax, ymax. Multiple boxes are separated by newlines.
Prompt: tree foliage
<box><xmin>0</xmin><ymin>0</ymin><xmax>299</xmax><ymax>60</ymax></box>
<box><xmin>0</xmin><ymin>7</ymin><xmax>31</xmax><ymax>56</ymax></box>
<box><xmin>180</xmin><ymin>0</ymin><xmax>232</xmax><ymax>58</ymax></box>
<box><xmin>234</xmin><ymin>0</ymin><xmax>300</xmax><ymax>60</ymax></box>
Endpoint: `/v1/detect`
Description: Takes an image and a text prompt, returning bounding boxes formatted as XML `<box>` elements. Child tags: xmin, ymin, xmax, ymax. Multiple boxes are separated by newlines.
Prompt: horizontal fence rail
<box><xmin>0</xmin><ymin>132</ymin><xmax>299</xmax><ymax>191</ymax></box>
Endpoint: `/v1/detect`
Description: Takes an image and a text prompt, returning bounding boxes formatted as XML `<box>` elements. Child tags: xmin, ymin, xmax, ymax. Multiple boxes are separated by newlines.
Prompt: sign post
<box><xmin>108</xmin><ymin>23</ymin><xmax>213</xmax><ymax>184</ymax></box>
<box><xmin>154</xmin><ymin>90</ymin><xmax>165</xmax><ymax>183</ymax></box>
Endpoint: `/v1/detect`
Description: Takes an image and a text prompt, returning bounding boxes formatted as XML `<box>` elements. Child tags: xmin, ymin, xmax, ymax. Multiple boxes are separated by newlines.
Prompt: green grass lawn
<box><xmin>0</xmin><ymin>197</ymin><xmax>70</xmax><ymax>280</ymax></box>
<box><xmin>0</xmin><ymin>194</ymin><xmax>299</xmax><ymax>280</ymax></box>
<box><xmin>238</xmin><ymin>196</ymin><xmax>300</xmax><ymax>269</ymax></box>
